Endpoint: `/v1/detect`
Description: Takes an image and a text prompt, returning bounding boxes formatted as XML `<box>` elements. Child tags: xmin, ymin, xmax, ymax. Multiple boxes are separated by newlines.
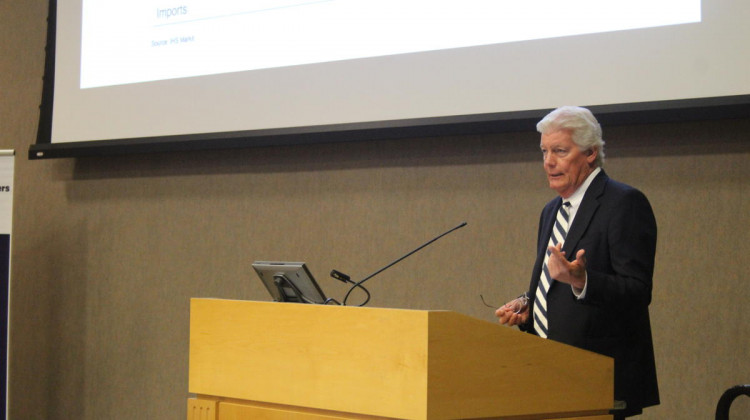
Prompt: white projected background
<box><xmin>45</xmin><ymin>0</ymin><xmax>749</xmax><ymax>149</ymax></box>
<box><xmin>80</xmin><ymin>0</ymin><xmax>699</xmax><ymax>88</ymax></box>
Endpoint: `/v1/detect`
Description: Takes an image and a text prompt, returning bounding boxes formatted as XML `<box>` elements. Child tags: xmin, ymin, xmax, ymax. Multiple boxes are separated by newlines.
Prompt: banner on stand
<box><xmin>0</xmin><ymin>150</ymin><xmax>14</xmax><ymax>420</ymax></box>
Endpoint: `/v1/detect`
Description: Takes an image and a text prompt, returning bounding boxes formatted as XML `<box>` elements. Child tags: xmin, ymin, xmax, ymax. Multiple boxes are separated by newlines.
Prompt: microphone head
<box><xmin>330</xmin><ymin>269</ymin><xmax>351</xmax><ymax>283</ymax></box>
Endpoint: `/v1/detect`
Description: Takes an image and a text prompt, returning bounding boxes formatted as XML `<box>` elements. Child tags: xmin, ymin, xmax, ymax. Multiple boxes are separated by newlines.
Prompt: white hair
<box><xmin>537</xmin><ymin>106</ymin><xmax>606</xmax><ymax>167</ymax></box>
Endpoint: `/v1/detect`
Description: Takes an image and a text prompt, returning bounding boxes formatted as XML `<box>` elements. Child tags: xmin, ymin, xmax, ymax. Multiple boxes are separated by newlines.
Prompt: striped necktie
<box><xmin>533</xmin><ymin>201</ymin><xmax>571</xmax><ymax>339</ymax></box>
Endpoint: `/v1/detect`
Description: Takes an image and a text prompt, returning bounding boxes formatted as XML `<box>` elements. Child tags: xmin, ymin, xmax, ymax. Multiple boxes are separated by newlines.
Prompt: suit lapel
<box><xmin>562</xmin><ymin>171</ymin><xmax>608</xmax><ymax>256</ymax></box>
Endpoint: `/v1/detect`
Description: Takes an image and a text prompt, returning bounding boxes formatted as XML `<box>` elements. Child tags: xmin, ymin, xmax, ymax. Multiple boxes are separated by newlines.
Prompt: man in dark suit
<box><xmin>495</xmin><ymin>106</ymin><xmax>659</xmax><ymax>418</ymax></box>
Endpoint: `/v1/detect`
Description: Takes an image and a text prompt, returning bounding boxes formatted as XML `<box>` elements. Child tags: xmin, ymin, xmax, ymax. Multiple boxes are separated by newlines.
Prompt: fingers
<box><xmin>507</xmin><ymin>306</ymin><xmax>529</xmax><ymax>326</ymax></box>
<box><xmin>547</xmin><ymin>243</ymin><xmax>567</xmax><ymax>269</ymax></box>
<box><xmin>495</xmin><ymin>303</ymin><xmax>529</xmax><ymax>326</ymax></box>
<box><xmin>516</xmin><ymin>308</ymin><xmax>529</xmax><ymax>325</ymax></box>
<box><xmin>495</xmin><ymin>306</ymin><xmax>512</xmax><ymax>325</ymax></box>
<box><xmin>549</xmin><ymin>242</ymin><xmax>569</xmax><ymax>258</ymax></box>
<box><xmin>546</xmin><ymin>244</ymin><xmax>569</xmax><ymax>281</ymax></box>
<box><xmin>495</xmin><ymin>306</ymin><xmax>513</xmax><ymax>324</ymax></box>
<box><xmin>575</xmin><ymin>249</ymin><xmax>587</xmax><ymax>267</ymax></box>
<box><xmin>549</xmin><ymin>245</ymin><xmax>586</xmax><ymax>267</ymax></box>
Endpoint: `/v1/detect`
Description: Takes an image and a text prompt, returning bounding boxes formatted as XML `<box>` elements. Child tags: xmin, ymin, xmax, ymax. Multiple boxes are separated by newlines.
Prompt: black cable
<box><xmin>342</xmin><ymin>222</ymin><xmax>466</xmax><ymax>306</ymax></box>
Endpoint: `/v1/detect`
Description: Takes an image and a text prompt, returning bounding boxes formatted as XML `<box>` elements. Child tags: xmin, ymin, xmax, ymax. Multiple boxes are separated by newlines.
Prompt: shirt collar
<box><xmin>564</xmin><ymin>167</ymin><xmax>601</xmax><ymax>208</ymax></box>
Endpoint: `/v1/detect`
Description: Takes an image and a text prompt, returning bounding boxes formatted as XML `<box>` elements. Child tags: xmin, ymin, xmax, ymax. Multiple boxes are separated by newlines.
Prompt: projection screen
<box><xmin>30</xmin><ymin>0</ymin><xmax>750</xmax><ymax>159</ymax></box>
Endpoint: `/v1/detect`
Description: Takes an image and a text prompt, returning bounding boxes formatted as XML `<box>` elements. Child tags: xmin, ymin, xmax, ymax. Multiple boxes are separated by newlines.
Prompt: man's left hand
<box><xmin>547</xmin><ymin>243</ymin><xmax>587</xmax><ymax>290</ymax></box>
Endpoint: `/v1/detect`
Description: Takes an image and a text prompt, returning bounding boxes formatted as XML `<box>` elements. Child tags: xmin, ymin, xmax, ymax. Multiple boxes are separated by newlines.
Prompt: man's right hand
<box><xmin>495</xmin><ymin>296</ymin><xmax>530</xmax><ymax>326</ymax></box>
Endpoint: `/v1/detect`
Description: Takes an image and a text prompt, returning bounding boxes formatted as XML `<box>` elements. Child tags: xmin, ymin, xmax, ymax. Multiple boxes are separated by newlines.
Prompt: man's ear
<box><xmin>585</xmin><ymin>147</ymin><xmax>598</xmax><ymax>164</ymax></box>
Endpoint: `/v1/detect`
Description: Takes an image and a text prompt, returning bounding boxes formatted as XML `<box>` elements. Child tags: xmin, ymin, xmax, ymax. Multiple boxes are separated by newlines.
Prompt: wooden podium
<box><xmin>187</xmin><ymin>298</ymin><xmax>614</xmax><ymax>420</ymax></box>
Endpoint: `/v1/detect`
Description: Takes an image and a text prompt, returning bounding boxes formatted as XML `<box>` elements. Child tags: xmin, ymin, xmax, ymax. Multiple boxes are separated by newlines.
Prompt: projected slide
<box><xmin>81</xmin><ymin>0</ymin><xmax>701</xmax><ymax>89</ymax></box>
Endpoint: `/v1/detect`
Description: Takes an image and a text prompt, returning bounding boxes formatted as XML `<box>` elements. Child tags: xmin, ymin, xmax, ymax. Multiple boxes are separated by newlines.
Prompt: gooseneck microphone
<box><xmin>333</xmin><ymin>221</ymin><xmax>467</xmax><ymax>306</ymax></box>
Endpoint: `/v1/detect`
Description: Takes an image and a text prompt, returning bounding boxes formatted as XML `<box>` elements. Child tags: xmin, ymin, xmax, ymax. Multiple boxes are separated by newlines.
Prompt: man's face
<box><xmin>540</xmin><ymin>130</ymin><xmax>597</xmax><ymax>198</ymax></box>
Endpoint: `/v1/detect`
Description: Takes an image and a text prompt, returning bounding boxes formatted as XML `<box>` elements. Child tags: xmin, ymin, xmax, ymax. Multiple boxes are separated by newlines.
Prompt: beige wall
<box><xmin>2</xmin><ymin>1</ymin><xmax>749</xmax><ymax>419</ymax></box>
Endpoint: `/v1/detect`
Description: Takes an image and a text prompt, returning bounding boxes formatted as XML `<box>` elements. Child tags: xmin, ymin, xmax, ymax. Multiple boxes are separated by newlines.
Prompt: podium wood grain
<box><xmin>188</xmin><ymin>298</ymin><xmax>613</xmax><ymax>419</ymax></box>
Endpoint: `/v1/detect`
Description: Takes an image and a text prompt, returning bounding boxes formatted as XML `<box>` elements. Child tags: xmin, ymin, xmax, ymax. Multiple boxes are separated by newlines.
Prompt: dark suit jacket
<box><xmin>522</xmin><ymin>170</ymin><xmax>660</xmax><ymax>413</ymax></box>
